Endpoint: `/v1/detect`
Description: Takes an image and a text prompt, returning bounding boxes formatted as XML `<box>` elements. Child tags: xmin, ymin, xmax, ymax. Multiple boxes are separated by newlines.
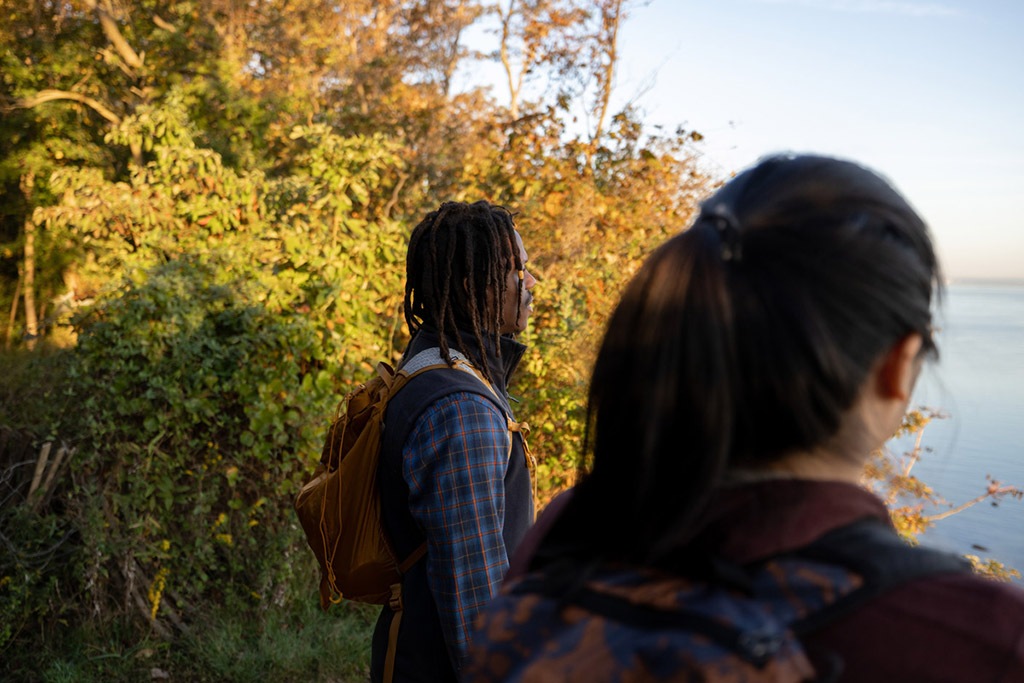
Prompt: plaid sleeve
<box><xmin>402</xmin><ymin>391</ymin><xmax>511</xmax><ymax>671</ymax></box>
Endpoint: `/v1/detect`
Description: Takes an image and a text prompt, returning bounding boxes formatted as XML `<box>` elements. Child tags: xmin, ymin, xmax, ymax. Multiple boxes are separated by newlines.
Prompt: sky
<box><xmin>461</xmin><ymin>0</ymin><xmax>1024</xmax><ymax>281</ymax></box>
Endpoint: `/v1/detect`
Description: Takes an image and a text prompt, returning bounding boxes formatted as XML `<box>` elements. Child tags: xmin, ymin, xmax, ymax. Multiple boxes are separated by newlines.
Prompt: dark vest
<box><xmin>370</xmin><ymin>328</ymin><xmax>533</xmax><ymax>683</ymax></box>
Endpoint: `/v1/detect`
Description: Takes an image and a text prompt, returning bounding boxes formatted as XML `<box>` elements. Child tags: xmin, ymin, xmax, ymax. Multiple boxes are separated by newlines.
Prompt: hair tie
<box><xmin>701</xmin><ymin>205</ymin><xmax>743</xmax><ymax>263</ymax></box>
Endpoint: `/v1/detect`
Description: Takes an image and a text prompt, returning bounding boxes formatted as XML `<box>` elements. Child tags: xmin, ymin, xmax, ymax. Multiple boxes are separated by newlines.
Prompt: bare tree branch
<box><xmin>17</xmin><ymin>89</ymin><xmax>122</xmax><ymax>125</ymax></box>
<box><xmin>926</xmin><ymin>482</ymin><xmax>1024</xmax><ymax>523</ymax></box>
<box><xmin>85</xmin><ymin>0</ymin><xmax>145</xmax><ymax>72</ymax></box>
<box><xmin>152</xmin><ymin>14</ymin><xmax>177</xmax><ymax>33</ymax></box>
<box><xmin>383</xmin><ymin>171</ymin><xmax>410</xmax><ymax>220</ymax></box>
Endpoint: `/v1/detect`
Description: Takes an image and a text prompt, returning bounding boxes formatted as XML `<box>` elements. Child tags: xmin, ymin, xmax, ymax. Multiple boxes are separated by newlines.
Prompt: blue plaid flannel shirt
<box><xmin>401</xmin><ymin>390</ymin><xmax>512</xmax><ymax>669</ymax></box>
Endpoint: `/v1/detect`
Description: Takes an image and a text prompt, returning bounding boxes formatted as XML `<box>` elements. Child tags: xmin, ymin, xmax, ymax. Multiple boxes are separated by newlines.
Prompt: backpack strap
<box><xmin>508</xmin><ymin>574</ymin><xmax>784</xmax><ymax>667</ymax></box>
<box><xmin>508</xmin><ymin>420</ymin><xmax>537</xmax><ymax>505</ymax></box>
<box><xmin>438</xmin><ymin>355</ymin><xmax>536</xmax><ymax>502</ymax></box>
<box><xmin>787</xmin><ymin>517</ymin><xmax>971</xmax><ymax>636</ymax></box>
<box><xmin>382</xmin><ymin>542</ymin><xmax>430</xmax><ymax>683</ymax></box>
<box><xmin>400</xmin><ymin>347</ymin><xmax>501</xmax><ymax>402</ymax></box>
<box><xmin>380</xmin><ymin>347</ymin><xmax>532</xmax><ymax>683</ymax></box>
<box><xmin>399</xmin><ymin>347</ymin><xmax>530</xmax><ymax>468</ymax></box>
<box><xmin>508</xmin><ymin>517</ymin><xmax>971</xmax><ymax>676</ymax></box>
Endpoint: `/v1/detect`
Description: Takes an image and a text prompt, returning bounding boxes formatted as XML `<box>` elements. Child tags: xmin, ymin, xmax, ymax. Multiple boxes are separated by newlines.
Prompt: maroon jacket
<box><xmin>505</xmin><ymin>480</ymin><xmax>1024</xmax><ymax>682</ymax></box>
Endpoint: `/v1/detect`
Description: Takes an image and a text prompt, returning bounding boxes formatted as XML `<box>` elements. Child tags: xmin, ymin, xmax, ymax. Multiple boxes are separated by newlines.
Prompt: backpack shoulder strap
<box><xmin>381</xmin><ymin>349</ymin><xmax>492</xmax><ymax>420</ymax></box>
<box><xmin>400</xmin><ymin>346</ymin><xmax>538</xmax><ymax>514</ymax></box>
<box><xmin>788</xmin><ymin>517</ymin><xmax>972</xmax><ymax>636</ymax></box>
<box><xmin>509</xmin><ymin>573</ymin><xmax>784</xmax><ymax>667</ymax></box>
<box><xmin>398</xmin><ymin>347</ymin><xmax>500</xmax><ymax>399</ymax></box>
<box><xmin>395</xmin><ymin>347</ymin><xmax>529</xmax><ymax>460</ymax></box>
<box><xmin>384</xmin><ymin>347</ymin><xmax>530</xmax><ymax>564</ymax></box>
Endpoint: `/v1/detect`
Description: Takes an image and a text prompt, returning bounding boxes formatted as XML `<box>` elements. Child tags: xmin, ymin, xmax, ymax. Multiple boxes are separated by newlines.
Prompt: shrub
<box><xmin>62</xmin><ymin>253</ymin><xmax>337</xmax><ymax>629</ymax></box>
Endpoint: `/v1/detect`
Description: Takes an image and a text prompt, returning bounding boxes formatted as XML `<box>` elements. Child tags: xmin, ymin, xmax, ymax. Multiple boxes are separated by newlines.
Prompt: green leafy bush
<box><xmin>0</xmin><ymin>503</ymin><xmax>79</xmax><ymax>655</ymax></box>
<box><xmin>63</xmin><ymin>254</ymin><xmax>336</xmax><ymax>625</ymax></box>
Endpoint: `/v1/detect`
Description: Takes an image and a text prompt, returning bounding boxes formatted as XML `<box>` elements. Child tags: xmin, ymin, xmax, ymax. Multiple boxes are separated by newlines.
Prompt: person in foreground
<box><xmin>464</xmin><ymin>155</ymin><xmax>1024</xmax><ymax>682</ymax></box>
<box><xmin>370</xmin><ymin>201</ymin><xmax>537</xmax><ymax>683</ymax></box>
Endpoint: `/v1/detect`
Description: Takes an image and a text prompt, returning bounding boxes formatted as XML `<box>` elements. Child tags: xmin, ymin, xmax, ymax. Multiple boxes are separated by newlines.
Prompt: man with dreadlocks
<box><xmin>369</xmin><ymin>200</ymin><xmax>537</xmax><ymax>683</ymax></box>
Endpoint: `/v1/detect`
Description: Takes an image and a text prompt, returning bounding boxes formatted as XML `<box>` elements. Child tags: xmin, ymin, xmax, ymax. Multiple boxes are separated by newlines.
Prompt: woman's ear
<box><xmin>876</xmin><ymin>333</ymin><xmax>924</xmax><ymax>401</ymax></box>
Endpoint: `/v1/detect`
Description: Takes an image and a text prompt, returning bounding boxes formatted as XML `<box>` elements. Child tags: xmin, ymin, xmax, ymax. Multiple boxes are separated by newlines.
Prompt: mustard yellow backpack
<box><xmin>294</xmin><ymin>350</ymin><xmax>524</xmax><ymax>682</ymax></box>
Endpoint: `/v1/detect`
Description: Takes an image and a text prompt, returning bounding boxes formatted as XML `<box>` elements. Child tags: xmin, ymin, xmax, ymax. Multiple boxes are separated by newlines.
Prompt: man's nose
<box><xmin>523</xmin><ymin>269</ymin><xmax>537</xmax><ymax>289</ymax></box>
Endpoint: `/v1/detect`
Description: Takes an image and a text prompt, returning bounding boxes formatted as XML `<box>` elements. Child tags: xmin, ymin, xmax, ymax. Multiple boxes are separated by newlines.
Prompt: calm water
<box><xmin>892</xmin><ymin>281</ymin><xmax>1024</xmax><ymax>580</ymax></box>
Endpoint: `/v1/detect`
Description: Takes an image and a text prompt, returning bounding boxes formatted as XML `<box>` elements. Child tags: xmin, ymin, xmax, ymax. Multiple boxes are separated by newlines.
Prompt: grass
<box><xmin>1</xmin><ymin>597</ymin><xmax>378</xmax><ymax>683</ymax></box>
<box><xmin>181</xmin><ymin>599</ymin><xmax>378</xmax><ymax>682</ymax></box>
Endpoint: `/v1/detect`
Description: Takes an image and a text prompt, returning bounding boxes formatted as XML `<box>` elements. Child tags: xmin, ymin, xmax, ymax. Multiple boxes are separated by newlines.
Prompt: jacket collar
<box><xmin>406</xmin><ymin>325</ymin><xmax>526</xmax><ymax>395</ymax></box>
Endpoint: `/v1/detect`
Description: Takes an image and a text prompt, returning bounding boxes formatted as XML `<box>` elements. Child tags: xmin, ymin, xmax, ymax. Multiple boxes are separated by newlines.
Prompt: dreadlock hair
<box><xmin>404</xmin><ymin>200</ymin><xmax>523</xmax><ymax>382</ymax></box>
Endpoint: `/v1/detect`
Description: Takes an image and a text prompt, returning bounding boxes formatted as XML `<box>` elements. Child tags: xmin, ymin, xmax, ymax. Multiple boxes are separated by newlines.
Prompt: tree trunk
<box><xmin>22</xmin><ymin>217</ymin><xmax>39</xmax><ymax>350</ymax></box>
<box><xmin>499</xmin><ymin>0</ymin><xmax>521</xmax><ymax>120</ymax></box>
<box><xmin>586</xmin><ymin>0</ymin><xmax>623</xmax><ymax>170</ymax></box>
<box><xmin>20</xmin><ymin>172</ymin><xmax>38</xmax><ymax>349</ymax></box>
<box><xmin>6</xmin><ymin>270</ymin><xmax>22</xmax><ymax>350</ymax></box>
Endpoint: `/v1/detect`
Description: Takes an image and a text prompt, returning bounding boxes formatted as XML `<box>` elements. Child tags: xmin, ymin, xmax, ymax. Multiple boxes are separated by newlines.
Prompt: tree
<box><xmin>865</xmin><ymin>408</ymin><xmax>1023</xmax><ymax>581</ymax></box>
<box><xmin>0</xmin><ymin>0</ymin><xmax>718</xmax><ymax>665</ymax></box>
<box><xmin>0</xmin><ymin>0</ymin><xmax>268</xmax><ymax>348</ymax></box>
<box><xmin>584</xmin><ymin>0</ymin><xmax>626</xmax><ymax>168</ymax></box>
<box><xmin>4</xmin><ymin>96</ymin><xmax>413</xmax><ymax>640</ymax></box>
<box><xmin>3</xmin><ymin>4</ymin><xmax>1022</xmax><ymax>678</ymax></box>
<box><xmin>492</xmin><ymin>0</ymin><xmax>590</xmax><ymax>119</ymax></box>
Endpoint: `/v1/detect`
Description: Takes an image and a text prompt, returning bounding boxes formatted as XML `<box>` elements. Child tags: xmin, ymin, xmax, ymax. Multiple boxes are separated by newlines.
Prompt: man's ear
<box><xmin>876</xmin><ymin>333</ymin><xmax>924</xmax><ymax>401</ymax></box>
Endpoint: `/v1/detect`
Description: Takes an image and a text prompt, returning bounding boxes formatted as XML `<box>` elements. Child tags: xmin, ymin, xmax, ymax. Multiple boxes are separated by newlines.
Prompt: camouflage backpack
<box><xmin>464</xmin><ymin>519</ymin><xmax>969</xmax><ymax>683</ymax></box>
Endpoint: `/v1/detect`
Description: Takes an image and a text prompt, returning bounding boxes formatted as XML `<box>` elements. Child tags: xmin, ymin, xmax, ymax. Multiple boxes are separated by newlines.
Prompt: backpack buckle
<box><xmin>388</xmin><ymin>583</ymin><xmax>404</xmax><ymax>612</ymax></box>
<box><xmin>737</xmin><ymin>628</ymin><xmax>783</xmax><ymax>666</ymax></box>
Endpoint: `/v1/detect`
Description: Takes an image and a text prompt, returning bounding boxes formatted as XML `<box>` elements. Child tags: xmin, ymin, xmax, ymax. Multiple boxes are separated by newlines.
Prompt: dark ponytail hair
<box><xmin>536</xmin><ymin>154</ymin><xmax>942</xmax><ymax>570</ymax></box>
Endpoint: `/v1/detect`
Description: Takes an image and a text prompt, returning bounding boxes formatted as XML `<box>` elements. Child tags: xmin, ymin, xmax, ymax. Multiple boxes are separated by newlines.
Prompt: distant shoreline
<box><xmin>946</xmin><ymin>277</ymin><xmax>1024</xmax><ymax>288</ymax></box>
